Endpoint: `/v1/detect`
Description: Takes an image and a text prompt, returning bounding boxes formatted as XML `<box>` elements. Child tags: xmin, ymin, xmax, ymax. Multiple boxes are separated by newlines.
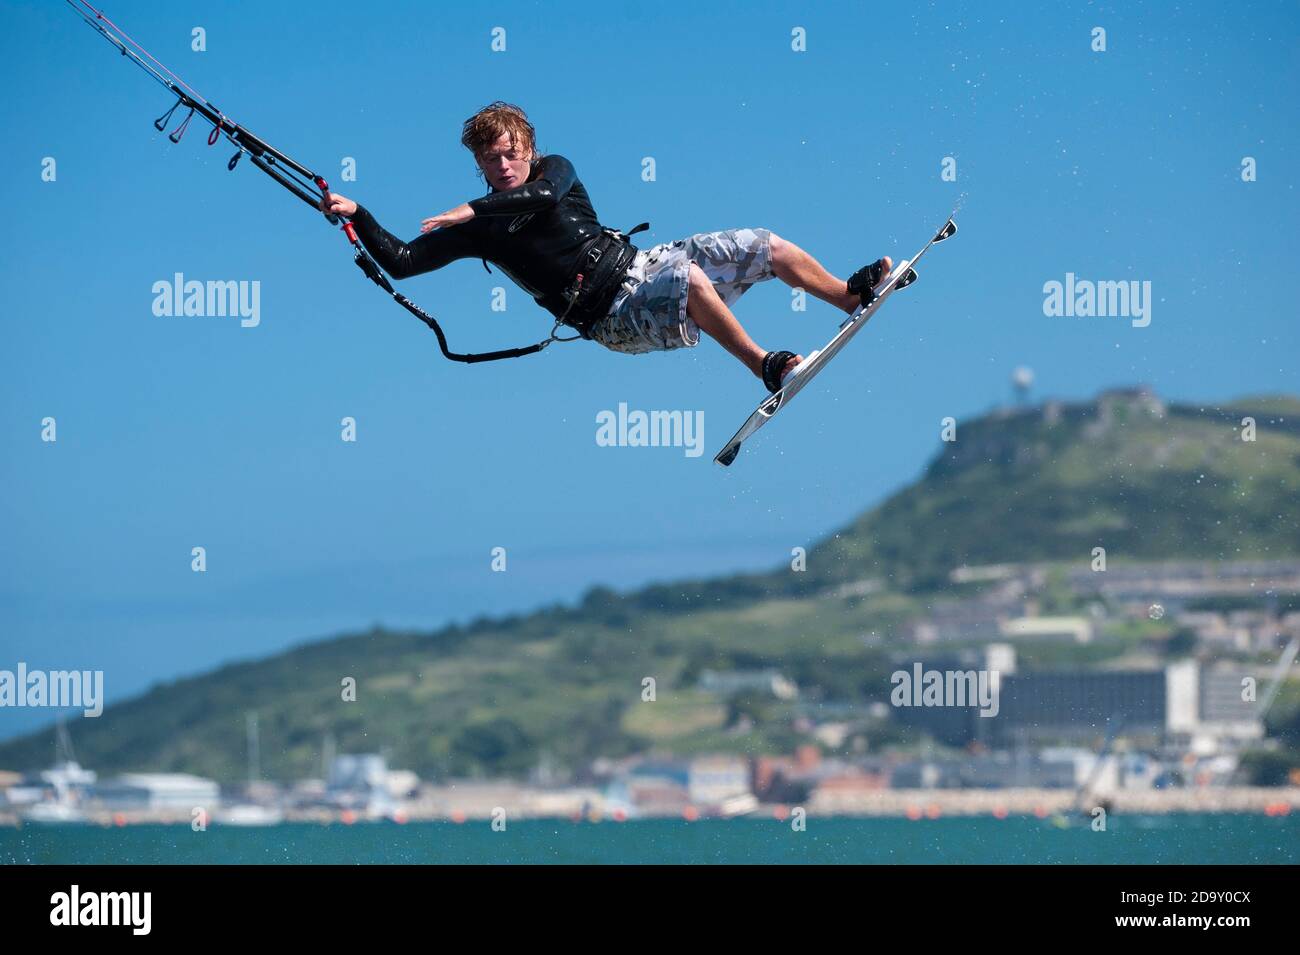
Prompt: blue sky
<box><xmin>2</xmin><ymin>0</ymin><xmax>1297</xmax><ymax>739</ymax></box>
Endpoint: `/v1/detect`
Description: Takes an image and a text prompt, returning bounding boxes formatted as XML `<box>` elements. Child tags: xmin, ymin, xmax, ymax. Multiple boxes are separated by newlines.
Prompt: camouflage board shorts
<box><xmin>587</xmin><ymin>228</ymin><xmax>775</xmax><ymax>354</ymax></box>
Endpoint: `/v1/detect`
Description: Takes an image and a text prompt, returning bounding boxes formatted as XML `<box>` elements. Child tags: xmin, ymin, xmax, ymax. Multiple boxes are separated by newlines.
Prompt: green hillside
<box><xmin>2</xmin><ymin>390</ymin><xmax>1297</xmax><ymax>780</ymax></box>
<box><xmin>810</xmin><ymin>391</ymin><xmax>1300</xmax><ymax>590</ymax></box>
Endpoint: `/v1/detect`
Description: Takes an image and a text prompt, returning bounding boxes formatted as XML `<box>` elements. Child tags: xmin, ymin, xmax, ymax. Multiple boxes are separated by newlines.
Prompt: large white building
<box><xmin>94</xmin><ymin>773</ymin><xmax>220</xmax><ymax>811</ymax></box>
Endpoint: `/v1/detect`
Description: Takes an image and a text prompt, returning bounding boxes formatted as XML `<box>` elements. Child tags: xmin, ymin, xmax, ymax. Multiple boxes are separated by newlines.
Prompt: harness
<box><xmin>556</xmin><ymin>222</ymin><xmax>649</xmax><ymax>337</ymax></box>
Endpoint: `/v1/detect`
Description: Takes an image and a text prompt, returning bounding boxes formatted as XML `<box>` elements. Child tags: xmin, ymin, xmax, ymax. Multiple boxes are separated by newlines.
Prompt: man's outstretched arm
<box><xmin>347</xmin><ymin>204</ymin><xmax>475</xmax><ymax>280</ymax></box>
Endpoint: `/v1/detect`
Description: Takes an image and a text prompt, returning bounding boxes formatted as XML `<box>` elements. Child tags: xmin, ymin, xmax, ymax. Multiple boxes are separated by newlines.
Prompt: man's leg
<box><xmin>686</xmin><ymin>265</ymin><xmax>785</xmax><ymax>382</ymax></box>
<box><xmin>685</xmin><ymin>232</ymin><xmax>891</xmax><ymax>383</ymax></box>
<box><xmin>686</xmin><ymin>262</ymin><xmax>799</xmax><ymax>379</ymax></box>
<box><xmin>768</xmin><ymin>233</ymin><xmax>889</xmax><ymax>315</ymax></box>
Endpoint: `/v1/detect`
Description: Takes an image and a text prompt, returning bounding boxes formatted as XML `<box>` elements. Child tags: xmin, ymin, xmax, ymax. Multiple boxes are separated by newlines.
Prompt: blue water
<box><xmin>4</xmin><ymin>815</ymin><xmax>1296</xmax><ymax>864</ymax></box>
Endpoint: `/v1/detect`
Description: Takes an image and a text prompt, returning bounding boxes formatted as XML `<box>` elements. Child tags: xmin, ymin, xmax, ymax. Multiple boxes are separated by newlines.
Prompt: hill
<box><xmin>2</xmin><ymin>389</ymin><xmax>1297</xmax><ymax>779</ymax></box>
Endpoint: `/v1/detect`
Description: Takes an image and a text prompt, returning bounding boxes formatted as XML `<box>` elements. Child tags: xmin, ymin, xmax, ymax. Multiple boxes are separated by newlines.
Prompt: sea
<box><xmin>3</xmin><ymin>813</ymin><xmax>1297</xmax><ymax>865</ymax></box>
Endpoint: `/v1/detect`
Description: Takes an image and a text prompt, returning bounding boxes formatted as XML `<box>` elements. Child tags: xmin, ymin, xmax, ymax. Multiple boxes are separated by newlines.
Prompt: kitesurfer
<box><xmin>322</xmin><ymin>102</ymin><xmax>893</xmax><ymax>392</ymax></box>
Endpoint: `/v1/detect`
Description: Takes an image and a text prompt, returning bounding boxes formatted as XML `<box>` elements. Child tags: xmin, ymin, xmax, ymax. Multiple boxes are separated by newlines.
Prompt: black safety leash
<box><xmin>341</xmin><ymin>222</ymin><xmax>570</xmax><ymax>363</ymax></box>
<box><xmin>65</xmin><ymin>0</ymin><xmax>568</xmax><ymax>364</ymax></box>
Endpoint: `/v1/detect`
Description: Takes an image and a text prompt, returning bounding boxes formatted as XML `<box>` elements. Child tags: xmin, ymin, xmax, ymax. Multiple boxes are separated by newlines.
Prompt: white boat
<box><xmin>20</xmin><ymin>720</ymin><xmax>96</xmax><ymax>824</ymax></box>
<box><xmin>216</xmin><ymin>804</ymin><xmax>284</xmax><ymax>826</ymax></box>
<box><xmin>21</xmin><ymin>800</ymin><xmax>91</xmax><ymax>825</ymax></box>
<box><xmin>213</xmin><ymin>714</ymin><xmax>285</xmax><ymax>825</ymax></box>
<box><xmin>718</xmin><ymin>793</ymin><xmax>760</xmax><ymax>817</ymax></box>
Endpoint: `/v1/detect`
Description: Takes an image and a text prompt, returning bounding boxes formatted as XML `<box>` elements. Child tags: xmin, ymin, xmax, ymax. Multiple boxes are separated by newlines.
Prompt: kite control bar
<box><xmin>66</xmin><ymin>0</ymin><xmax>565</xmax><ymax>363</ymax></box>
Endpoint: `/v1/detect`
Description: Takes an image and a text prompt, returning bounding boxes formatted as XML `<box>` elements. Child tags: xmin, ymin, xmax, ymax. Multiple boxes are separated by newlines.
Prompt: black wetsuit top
<box><xmin>348</xmin><ymin>155</ymin><xmax>608</xmax><ymax>323</ymax></box>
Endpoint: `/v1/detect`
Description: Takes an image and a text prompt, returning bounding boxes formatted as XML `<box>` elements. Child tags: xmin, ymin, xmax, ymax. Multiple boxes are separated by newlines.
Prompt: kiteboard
<box><xmin>713</xmin><ymin>214</ymin><xmax>958</xmax><ymax>467</ymax></box>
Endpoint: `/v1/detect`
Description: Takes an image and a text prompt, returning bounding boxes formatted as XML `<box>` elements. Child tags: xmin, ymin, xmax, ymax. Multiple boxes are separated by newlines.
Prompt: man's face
<box><xmin>477</xmin><ymin>133</ymin><xmax>533</xmax><ymax>191</ymax></box>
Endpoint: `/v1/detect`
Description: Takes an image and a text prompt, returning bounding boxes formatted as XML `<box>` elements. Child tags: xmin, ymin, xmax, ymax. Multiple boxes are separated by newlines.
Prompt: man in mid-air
<box><xmin>322</xmin><ymin>102</ymin><xmax>894</xmax><ymax>393</ymax></box>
